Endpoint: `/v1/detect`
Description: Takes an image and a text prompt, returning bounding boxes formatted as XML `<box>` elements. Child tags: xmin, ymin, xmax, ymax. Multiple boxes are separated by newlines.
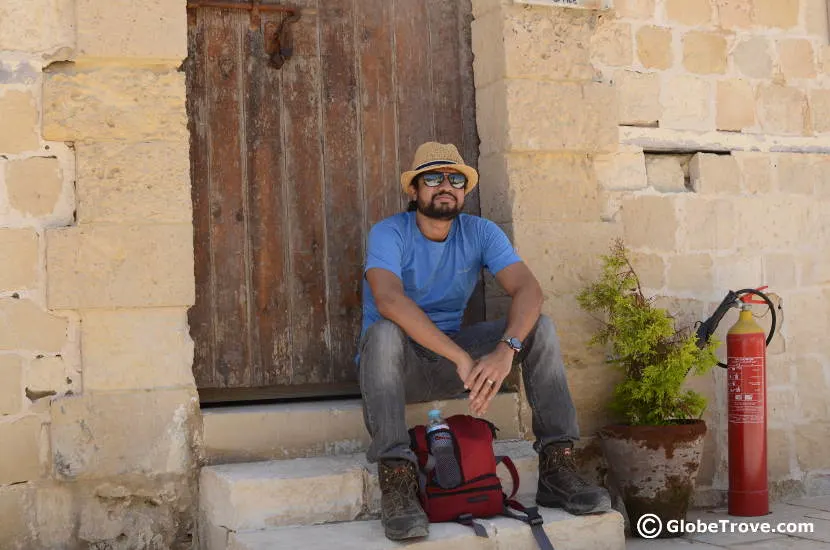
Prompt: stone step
<box><xmin>200</xmin><ymin>440</ymin><xmax>540</xmax><ymax>538</ymax></box>
<box><xmin>225</xmin><ymin>509</ymin><xmax>625</xmax><ymax>550</ymax></box>
<box><xmin>202</xmin><ymin>393</ymin><xmax>522</xmax><ymax>464</ymax></box>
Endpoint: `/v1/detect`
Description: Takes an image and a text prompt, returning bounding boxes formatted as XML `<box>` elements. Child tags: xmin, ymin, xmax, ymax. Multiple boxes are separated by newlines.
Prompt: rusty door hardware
<box><xmin>270</xmin><ymin>12</ymin><xmax>301</xmax><ymax>69</ymax></box>
<box><xmin>187</xmin><ymin>1</ymin><xmax>300</xmax><ymax>69</ymax></box>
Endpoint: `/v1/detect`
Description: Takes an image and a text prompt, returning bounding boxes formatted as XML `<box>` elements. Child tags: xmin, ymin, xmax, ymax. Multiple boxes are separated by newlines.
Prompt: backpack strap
<box><xmin>496</xmin><ymin>455</ymin><xmax>520</xmax><ymax>500</ymax></box>
<box><xmin>503</xmin><ymin>499</ymin><xmax>556</xmax><ymax>550</ymax></box>
<box><xmin>455</xmin><ymin>513</ymin><xmax>488</xmax><ymax>538</ymax></box>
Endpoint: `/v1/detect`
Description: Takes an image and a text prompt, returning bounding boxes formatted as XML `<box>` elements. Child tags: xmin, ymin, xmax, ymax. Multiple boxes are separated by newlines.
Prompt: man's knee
<box><xmin>361</xmin><ymin>320</ymin><xmax>407</xmax><ymax>373</ymax></box>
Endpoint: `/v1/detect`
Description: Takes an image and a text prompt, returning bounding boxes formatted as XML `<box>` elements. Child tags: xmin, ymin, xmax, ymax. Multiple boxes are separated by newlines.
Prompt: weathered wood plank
<box><xmin>245</xmin><ymin>12</ymin><xmax>292</xmax><ymax>386</ymax></box>
<box><xmin>393</xmin><ymin>0</ymin><xmax>435</xmax><ymax>184</ymax></box>
<box><xmin>320</xmin><ymin>0</ymin><xmax>362</xmax><ymax>382</ymax></box>
<box><xmin>187</xmin><ymin>8</ymin><xmax>216</xmax><ymax>388</ymax></box>
<box><xmin>204</xmin><ymin>9</ymin><xmax>251</xmax><ymax>387</ymax></box>
<box><xmin>356</xmin><ymin>0</ymin><xmax>399</xmax><ymax>227</ymax></box>
<box><xmin>281</xmin><ymin>7</ymin><xmax>329</xmax><ymax>385</ymax></box>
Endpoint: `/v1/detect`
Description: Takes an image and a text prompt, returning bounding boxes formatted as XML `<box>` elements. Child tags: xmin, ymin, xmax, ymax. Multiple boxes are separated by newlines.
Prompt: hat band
<box><xmin>414</xmin><ymin>159</ymin><xmax>458</xmax><ymax>171</ymax></box>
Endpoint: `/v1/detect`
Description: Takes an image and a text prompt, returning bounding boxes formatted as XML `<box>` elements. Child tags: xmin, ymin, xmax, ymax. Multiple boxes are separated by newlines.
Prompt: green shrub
<box><xmin>577</xmin><ymin>239</ymin><xmax>720</xmax><ymax>426</ymax></box>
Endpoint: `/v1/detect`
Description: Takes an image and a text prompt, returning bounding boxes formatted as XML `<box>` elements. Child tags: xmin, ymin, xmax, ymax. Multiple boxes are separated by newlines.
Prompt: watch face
<box><xmin>507</xmin><ymin>337</ymin><xmax>521</xmax><ymax>351</ymax></box>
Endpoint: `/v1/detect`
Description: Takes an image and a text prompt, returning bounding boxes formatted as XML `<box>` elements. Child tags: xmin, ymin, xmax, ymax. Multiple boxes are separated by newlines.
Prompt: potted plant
<box><xmin>577</xmin><ymin>239</ymin><xmax>719</xmax><ymax>538</ymax></box>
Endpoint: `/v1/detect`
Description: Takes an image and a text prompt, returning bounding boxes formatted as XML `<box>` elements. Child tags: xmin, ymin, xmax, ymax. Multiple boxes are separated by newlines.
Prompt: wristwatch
<box><xmin>500</xmin><ymin>336</ymin><xmax>523</xmax><ymax>353</ymax></box>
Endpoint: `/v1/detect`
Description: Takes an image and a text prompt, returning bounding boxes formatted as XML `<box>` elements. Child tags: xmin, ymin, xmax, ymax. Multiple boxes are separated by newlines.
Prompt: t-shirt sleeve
<box><xmin>365</xmin><ymin>221</ymin><xmax>404</xmax><ymax>280</ymax></box>
<box><xmin>480</xmin><ymin>219</ymin><xmax>522</xmax><ymax>275</ymax></box>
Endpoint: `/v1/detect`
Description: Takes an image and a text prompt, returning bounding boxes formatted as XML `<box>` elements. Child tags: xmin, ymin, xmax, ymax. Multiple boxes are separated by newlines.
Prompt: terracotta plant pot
<box><xmin>598</xmin><ymin>420</ymin><xmax>707</xmax><ymax>539</ymax></box>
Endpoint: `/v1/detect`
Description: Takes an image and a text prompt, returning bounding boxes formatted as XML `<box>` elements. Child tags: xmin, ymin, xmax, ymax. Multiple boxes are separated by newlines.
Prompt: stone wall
<box><xmin>471</xmin><ymin>0</ymin><xmax>830</xmax><ymax>505</ymax></box>
<box><xmin>0</xmin><ymin>1</ymin><xmax>199</xmax><ymax>548</ymax></box>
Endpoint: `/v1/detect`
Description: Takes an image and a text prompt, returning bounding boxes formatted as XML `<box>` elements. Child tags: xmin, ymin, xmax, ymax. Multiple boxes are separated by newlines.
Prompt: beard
<box><xmin>417</xmin><ymin>193</ymin><xmax>462</xmax><ymax>220</ymax></box>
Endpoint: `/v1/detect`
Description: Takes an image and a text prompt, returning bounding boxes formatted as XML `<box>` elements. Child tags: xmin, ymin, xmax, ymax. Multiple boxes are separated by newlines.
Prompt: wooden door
<box><xmin>186</xmin><ymin>0</ymin><xmax>481</xmax><ymax>403</ymax></box>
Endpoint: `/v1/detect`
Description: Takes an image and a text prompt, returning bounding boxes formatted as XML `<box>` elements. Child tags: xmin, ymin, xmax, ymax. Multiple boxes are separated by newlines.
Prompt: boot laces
<box><xmin>381</xmin><ymin>462</ymin><xmax>418</xmax><ymax>509</ymax></box>
<box><xmin>542</xmin><ymin>446</ymin><xmax>593</xmax><ymax>491</ymax></box>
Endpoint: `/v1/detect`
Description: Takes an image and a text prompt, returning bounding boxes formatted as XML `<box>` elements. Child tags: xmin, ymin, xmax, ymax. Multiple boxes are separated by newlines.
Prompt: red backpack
<box><xmin>409</xmin><ymin>414</ymin><xmax>555</xmax><ymax>550</ymax></box>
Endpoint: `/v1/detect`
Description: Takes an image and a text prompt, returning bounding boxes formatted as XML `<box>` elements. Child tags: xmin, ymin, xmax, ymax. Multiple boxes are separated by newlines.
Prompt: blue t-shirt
<box><xmin>359</xmin><ymin>211</ymin><xmax>522</xmax><ymax>344</ymax></box>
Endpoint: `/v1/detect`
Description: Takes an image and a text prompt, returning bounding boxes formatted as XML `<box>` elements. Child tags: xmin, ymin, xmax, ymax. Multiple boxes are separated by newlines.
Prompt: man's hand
<box><xmin>454</xmin><ymin>353</ymin><xmax>477</xmax><ymax>390</ymax></box>
<box><xmin>466</xmin><ymin>344</ymin><xmax>514</xmax><ymax>416</ymax></box>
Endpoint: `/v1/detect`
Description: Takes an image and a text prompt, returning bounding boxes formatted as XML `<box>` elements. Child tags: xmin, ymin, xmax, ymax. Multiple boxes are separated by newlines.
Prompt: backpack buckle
<box><xmin>529</xmin><ymin>515</ymin><xmax>544</xmax><ymax>526</ymax></box>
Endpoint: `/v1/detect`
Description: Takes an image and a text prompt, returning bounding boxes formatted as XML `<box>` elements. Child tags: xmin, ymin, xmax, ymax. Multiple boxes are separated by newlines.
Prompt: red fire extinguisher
<box><xmin>696</xmin><ymin>286</ymin><xmax>777</xmax><ymax>517</ymax></box>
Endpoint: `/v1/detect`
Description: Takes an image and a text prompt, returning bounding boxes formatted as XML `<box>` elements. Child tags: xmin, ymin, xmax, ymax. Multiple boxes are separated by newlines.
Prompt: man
<box><xmin>357</xmin><ymin>142</ymin><xmax>611</xmax><ymax>541</ymax></box>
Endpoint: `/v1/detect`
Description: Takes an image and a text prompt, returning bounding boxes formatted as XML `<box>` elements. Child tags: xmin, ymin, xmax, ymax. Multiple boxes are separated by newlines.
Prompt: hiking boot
<box><xmin>536</xmin><ymin>442</ymin><xmax>612</xmax><ymax>515</ymax></box>
<box><xmin>378</xmin><ymin>459</ymin><xmax>429</xmax><ymax>540</ymax></box>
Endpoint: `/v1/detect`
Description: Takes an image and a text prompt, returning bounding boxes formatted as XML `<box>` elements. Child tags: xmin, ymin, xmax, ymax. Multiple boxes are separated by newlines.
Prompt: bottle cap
<box><xmin>428</xmin><ymin>409</ymin><xmax>440</xmax><ymax>419</ymax></box>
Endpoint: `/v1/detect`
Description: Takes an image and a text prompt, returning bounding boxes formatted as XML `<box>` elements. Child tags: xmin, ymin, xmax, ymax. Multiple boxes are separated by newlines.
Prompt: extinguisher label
<box><xmin>728</xmin><ymin>355</ymin><xmax>765</xmax><ymax>424</ymax></box>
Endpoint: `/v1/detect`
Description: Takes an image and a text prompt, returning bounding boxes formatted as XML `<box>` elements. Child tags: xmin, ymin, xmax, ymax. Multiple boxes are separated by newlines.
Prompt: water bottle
<box><xmin>426</xmin><ymin>409</ymin><xmax>462</xmax><ymax>489</ymax></box>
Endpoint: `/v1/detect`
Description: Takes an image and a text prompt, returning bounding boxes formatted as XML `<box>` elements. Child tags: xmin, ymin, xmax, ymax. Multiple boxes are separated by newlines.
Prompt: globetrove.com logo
<box><xmin>636</xmin><ymin>513</ymin><xmax>816</xmax><ymax>539</ymax></box>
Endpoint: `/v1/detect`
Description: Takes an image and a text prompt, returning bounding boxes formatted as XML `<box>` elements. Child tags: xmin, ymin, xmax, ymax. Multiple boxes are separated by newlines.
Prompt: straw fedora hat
<box><xmin>400</xmin><ymin>142</ymin><xmax>479</xmax><ymax>195</ymax></box>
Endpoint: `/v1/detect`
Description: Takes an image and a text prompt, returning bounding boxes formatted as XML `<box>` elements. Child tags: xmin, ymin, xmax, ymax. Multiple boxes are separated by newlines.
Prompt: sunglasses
<box><xmin>421</xmin><ymin>171</ymin><xmax>467</xmax><ymax>189</ymax></box>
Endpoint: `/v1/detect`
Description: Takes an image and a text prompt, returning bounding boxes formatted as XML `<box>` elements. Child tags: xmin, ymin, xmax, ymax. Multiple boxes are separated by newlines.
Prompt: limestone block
<box><xmin>732</xmin><ymin>196</ymin><xmax>810</xmax><ymax>251</ymax></box>
<box><xmin>795</xmin><ymin>422</ymin><xmax>830</xmax><ymax>471</ymax></box>
<box><xmin>46</xmin><ymin>224</ymin><xmax>195</xmax><ymax>309</ymax></box>
<box><xmin>0</xmin><ymin>355</ymin><xmax>23</xmax><ymax>415</ymax></box>
<box><xmin>565</xmin><ymin>364</ymin><xmax>617</xmax><ymax>436</ymax></box>
<box><xmin>809</xmin><ymin>90</ymin><xmax>830</xmax><ymax>133</ymax></box>
<box><xmin>0</xmin><ymin>484</ymin><xmax>32</xmax><ymax>549</ymax></box>
<box><xmin>757</xmin><ymin>85</ymin><xmax>807</xmax><ymax>136</ymax></box>
<box><xmin>27</xmin><ymin>355</ymin><xmax>75</xmax><ymax>398</ymax></box>
<box><xmin>504</xmin><ymin>80</ymin><xmax>618</xmax><ymax>152</ymax></box>
<box><xmin>713</xmin><ymin>254</ymin><xmax>762</xmax><ymax>291</ymax></box>
<box><xmin>764</xmin><ymin>253</ymin><xmax>797</xmax><ymax>290</ymax></box>
<box><xmin>0</xmin><ymin>416</ymin><xmax>42</xmax><ymax>484</ymax></box>
<box><xmin>43</xmin><ymin>65</ymin><xmax>187</xmax><ymax>142</ymax></box>
<box><xmin>470</xmin><ymin>12</ymin><xmax>507</xmax><ymax>89</ymax></box>
<box><xmin>33</xmin><ymin>483</ymin><xmax>74</xmax><ymax>549</ymax></box>
<box><xmin>752</xmin><ymin>0</ymin><xmax>799</xmax><ymax>29</ymax></box>
<box><xmin>621</xmin><ymin>195</ymin><xmax>679</xmax><ymax>252</ymax></box>
<box><xmin>477</xmin><ymin>154</ymin><xmax>510</xmax><ymax>223</ymax></box>
<box><xmin>717</xmin><ymin>80</ymin><xmax>756</xmax><ymax>131</ymax></box>
<box><xmin>689</xmin><ymin>153</ymin><xmax>741</xmax><ymax>195</ymax></box>
<box><xmin>733</xmin><ymin>151</ymin><xmax>773</xmax><ymax>194</ymax></box>
<box><xmin>511</xmin><ymin>221</ymin><xmax>622</xmax><ymax>294</ymax></box>
<box><xmin>800</xmin><ymin>250</ymin><xmax>830</xmax><ymax>287</ymax></box>
<box><xmin>0</xmin><ymin>229</ymin><xmax>38</xmax><ymax>291</ymax></box>
<box><xmin>822</xmin><ymin>45</ymin><xmax>830</xmax><ymax>75</ymax></box>
<box><xmin>779</xmin><ymin>39</ymin><xmax>817</xmax><ymax>79</ymax></box>
<box><xmin>76</xmin><ymin>141</ymin><xmax>191</xmax><ymax>223</ymax></box>
<box><xmin>5</xmin><ymin>157</ymin><xmax>64</xmax><ymax>217</ymax></box>
<box><xmin>784</xmin><ymin>289</ymin><xmax>830</xmax><ymax>351</ymax></box>
<box><xmin>0</xmin><ymin>0</ymin><xmax>74</xmax><ymax>55</ymax></box>
<box><xmin>805</xmin><ymin>0</ymin><xmax>829</xmax><ymax>38</ymax></box>
<box><xmin>667</xmin><ymin>254</ymin><xmax>713</xmax><ymax>292</ymax></box>
<box><xmin>616</xmin><ymin>70</ymin><xmax>660</xmax><ymax>126</ymax></box>
<box><xmin>767</xmin><ymin>428</ymin><xmax>792</xmax><ymax>479</ymax></box>
<box><xmin>645</xmin><ymin>155</ymin><xmax>685</xmax><ymax>192</ymax></box>
<box><xmin>50</xmin><ymin>389</ymin><xmax>198</xmax><ymax>479</ymax></box>
<box><xmin>0</xmin><ymin>90</ymin><xmax>39</xmax><ymax>154</ymax></box>
<box><xmin>683</xmin><ymin>31</ymin><xmax>728</xmax><ymax>75</ymax></box>
<box><xmin>594</xmin><ymin>146</ymin><xmax>647</xmax><ymax>191</ymax></box>
<box><xmin>615</xmin><ymin>0</ymin><xmax>655</xmax><ymax>18</ymax></box>
<box><xmin>470</xmin><ymin>0</ymin><xmax>508</xmax><ymax>18</ymax></box>
<box><xmin>82</xmin><ymin>308</ymin><xmax>194</xmax><ymax>391</ymax></box>
<box><xmin>591</xmin><ymin>16</ymin><xmax>633</xmax><ymax>66</ymax></box>
<box><xmin>715</xmin><ymin>0</ymin><xmax>752</xmax><ymax>29</ymax></box>
<box><xmin>661</xmin><ymin>75</ymin><xmax>712</xmax><ymax>131</ymax></box>
<box><xmin>598</xmin><ymin>189</ymin><xmax>631</xmax><ymax>222</ymax></box>
<box><xmin>776</xmin><ymin>153</ymin><xmax>830</xmax><ymax>195</ymax></box>
<box><xmin>683</xmin><ymin>198</ymin><xmax>736</xmax><ymax>251</ymax></box>
<box><xmin>500</xmin><ymin>153</ymin><xmax>600</xmax><ymax>222</ymax></box>
<box><xmin>475</xmin><ymin>5</ymin><xmax>595</xmax><ymax>86</ymax></box>
<box><xmin>666</xmin><ymin>0</ymin><xmax>712</xmax><ymax>26</ymax></box>
<box><xmin>476</xmin><ymin>81</ymin><xmax>509</xmax><ymax>156</ymax></box>
<box><xmin>636</xmin><ymin>26</ymin><xmax>672</xmax><ymax>70</ymax></box>
<box><xmin>76</xmin><ymin>0</ymin><xmax>187</xmax><ymax>59</ymax></box>
<box><xmin>650</xmin><ymin>296</ymin><xmax>707</xmax><ymax>339</ymax></box>
<box><xmin>630</xmin><ymin>251</ymin><xmax>665</xmax><ymax>288</ymax></box>
<box><xmin>0</xmin><ymin>298</ymin><xmax>67</xmax><ymax>352</ymax></box>
<box><xmin>796</xmin><ymin>357</ymin><xmax>830</xmax><ymax>421</ymax></box>
<box><xmin>733</xmin><ymin>37</ymin><xmax>772</xmax><ymax>79</ymax></box>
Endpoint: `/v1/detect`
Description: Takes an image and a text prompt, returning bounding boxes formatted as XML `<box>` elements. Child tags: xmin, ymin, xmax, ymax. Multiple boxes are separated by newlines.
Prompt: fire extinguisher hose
<box><xmin>695</xmin><ymin>288</ymin><xmax>778</xmax><ymax>368</ymax></box>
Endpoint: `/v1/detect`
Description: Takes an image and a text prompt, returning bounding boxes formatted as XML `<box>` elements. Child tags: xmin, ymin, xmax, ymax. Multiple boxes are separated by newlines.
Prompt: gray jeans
<box><xmin>357</xmin><ymin>315</ymin><xmax>579</xmax><ymax>464</ymax></box>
